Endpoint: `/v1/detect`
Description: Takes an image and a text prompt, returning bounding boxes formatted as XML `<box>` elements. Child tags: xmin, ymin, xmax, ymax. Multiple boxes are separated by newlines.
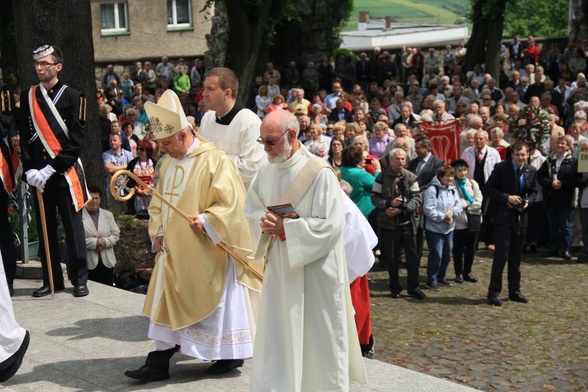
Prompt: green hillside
<box><xmin>343</xmin><ymin>0</ymin><xmax>470</xmax><ymax>31</ymax></box>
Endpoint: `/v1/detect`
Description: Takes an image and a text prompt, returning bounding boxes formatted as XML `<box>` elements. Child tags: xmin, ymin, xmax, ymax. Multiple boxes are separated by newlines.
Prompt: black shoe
<box><xmin>207</xmin><ymin>359</ymin><xmax>244</xmax><ymax>375</ymax></box>
<box><xmin>0</xmin><ymin>330</ymin><xmax>30</xmax><ymax>382</ymax></box>
<box><xmin>391</xmin><ymin>292</ymin><xmax>401</xmax><ymax>299</ymax></box>
<box><xmin>562</xmin><ymin>252</ymin><xmax>572</xmax><ymax>260</ymax></box>
<box><xmin>124</xmin><ymin>365</ymin><xmax>169</xmax><ymax>382</ymax></box>
<box><xmin>426</xmin><ymin>283</ymin><xmax>440</xmax><ymax>291</ymax></box>
<box><xmin>578</xmin><ymin>258</ymin><xmax>587</xmax><ymax>264</ymax></box>
<box><xmin>74</xmin><ymin>284</ymin><xmax>89</xmax><ymax>297</ymax></box>
<box><xmin>542</xmin><ymin>250</ymin><xmax>559</xmax><ymax>258</ymax></box>
<box><xmin>455</xmin><ymin>274</ymin><xmax>464</xmax><ymax>283</ymax></box>
<box><xmin>438</xmin><ymin>278</ymin><xmax>452</xmax><ymax>287</ymax></box>
<box><xmin>32</xmin><ymin>285</ymin><xmax>64</xmax><ymax>298</ymax></box>
<box><xmin>528</xmin><ymin>243</ymin><xmax>537</xmax><ymax>253</ymax></box>
<box><xmin>487</xmin><ymin>293</ymin><xmax>502</xmax><ymax>306</ymax></box>
<box><xmin>463</xmin><ymin>273</ymin><xmax>478</xmax><ymax>283</ymax></box>
<box><xmin>509</xmin><ymin>291</ymin><xmax>528</xmax><ymax>303</ymax></box>
<box><xmin>407</xmin><ymin>289</ymin><xmax>426</xmax><ymax>300</ymax></box>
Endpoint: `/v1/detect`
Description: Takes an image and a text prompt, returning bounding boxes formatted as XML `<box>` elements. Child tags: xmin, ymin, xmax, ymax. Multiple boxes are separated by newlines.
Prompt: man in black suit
<box><xmin>408</xmin><ymin>136</ymin><xmax>444</xmax><ymax>260</ymax></box>
<box><xmin>328</xmin><ymin>98</ymin><xmax>353</xmax><ymax>123</ymax></box>
<box><xmin>408</xmin><ymin>136</ymin><xmax>444</xmax><ymax>190</ymax></box>
<box><xmin>485</xmin><ymin>142</ymin><xmax>537</xmax><ymax>306</ymax></box>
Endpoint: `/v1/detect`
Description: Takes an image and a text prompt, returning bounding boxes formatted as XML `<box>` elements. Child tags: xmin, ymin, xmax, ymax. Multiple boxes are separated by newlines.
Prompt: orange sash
<box><xmin>29</xmin><ymin>85</ymin><xmax>88</xmax><ymax>211</ymax></box>
<box><xmin>0</xmin><ymin>142</ymin><xmax>13</xmax><ymax>194</ymax></box>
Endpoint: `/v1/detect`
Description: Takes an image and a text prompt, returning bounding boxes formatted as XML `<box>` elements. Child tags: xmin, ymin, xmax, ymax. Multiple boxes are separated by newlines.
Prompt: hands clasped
<box><xmin>260</xmin><ymin>210</ymin><xmax>285</xmax><ymax>238</ymax></box>
<box><xmin>26</xmin><ymin>166</ymin><xmax>56</xmax><ymax>192</ymax></box>
<box><xmin>444</xmin><ymin>209</ymin><xmax>454</xmax><ymax>224</ymax></box>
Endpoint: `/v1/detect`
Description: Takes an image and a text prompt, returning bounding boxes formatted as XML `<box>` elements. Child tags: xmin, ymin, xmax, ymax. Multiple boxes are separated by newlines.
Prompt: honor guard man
<box><xmin>0</xmin><ymin>82</ymin><xmax>19</xmax><ymax>296</ymax></box>
<box><xmin>19</xmin><ymin>45</ymin><xmax>91</xmax><ymax>298</ymax></box>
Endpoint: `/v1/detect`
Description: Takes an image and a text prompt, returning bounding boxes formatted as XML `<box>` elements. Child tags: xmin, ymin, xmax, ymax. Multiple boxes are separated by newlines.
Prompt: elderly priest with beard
<box><xmin>124</xmin><ymin>90</ymin><xmax>262</xmax><ymax>382</ymax></box>
<box><xmin>245</xmin><ymin>109</ymin><xmax>367</xmax><ymax>392</ymax></box>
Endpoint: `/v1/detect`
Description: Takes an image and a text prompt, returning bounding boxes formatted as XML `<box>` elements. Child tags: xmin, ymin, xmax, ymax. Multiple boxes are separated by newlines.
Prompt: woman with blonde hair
<box><xmin>255</xmin><ymin>85</ymin><xmax>271</xmax><ymax>118</ymax></box>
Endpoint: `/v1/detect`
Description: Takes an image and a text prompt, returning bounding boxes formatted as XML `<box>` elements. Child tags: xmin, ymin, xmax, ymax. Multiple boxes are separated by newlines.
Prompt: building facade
<box><xmin>91</xmin><ymin>0</ymin><xmax>211</xmax><ymax>63</ymax></box>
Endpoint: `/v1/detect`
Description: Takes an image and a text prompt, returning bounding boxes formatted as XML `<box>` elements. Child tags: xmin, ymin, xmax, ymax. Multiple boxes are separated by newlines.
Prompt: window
<box><xmin>101</xmin><ymin>2</ymin><xmax>128</xmax><ymax>33</ymax></box>
<box><xmin>167</xmin><ymin>0</ymin><xmax>192</xmax><ymax>28</ymax></box>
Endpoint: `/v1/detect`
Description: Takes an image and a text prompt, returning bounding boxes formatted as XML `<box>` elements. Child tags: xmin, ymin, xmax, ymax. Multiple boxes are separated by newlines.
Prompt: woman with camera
<box><xmin>422</xmin><ymin>165</ymin><xmax>463</xmax><ymax>291</ymax></box>
<box><xmin>339</xmin><ymin>145</ymin><xmax>381</xmax><ymax>218</ymax></box>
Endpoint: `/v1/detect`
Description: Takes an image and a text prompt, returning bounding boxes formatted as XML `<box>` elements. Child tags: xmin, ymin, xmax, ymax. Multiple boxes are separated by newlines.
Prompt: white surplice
<box><xmin>198</xmin><ymin>108</ymin><xmax>266</xmax><ymax>189</ymax></box>
<box><xmin>0</xmin><ymin>254</ymin><xmax>26</xmax><ymax>362</ymax></box>
<box><xmin>148</xmin><ymin>257</ymin><xmax>256</xmax><ymax>360</ymax></box>
<box><xmin>246</xmin><ymin>146</ymin><xmax>367</xmax><ymax>392</ymax></box>
<box><xmin>341</xmin><ymin>191</ymin><xmax>377</xmax><ymax>283</ymax></box>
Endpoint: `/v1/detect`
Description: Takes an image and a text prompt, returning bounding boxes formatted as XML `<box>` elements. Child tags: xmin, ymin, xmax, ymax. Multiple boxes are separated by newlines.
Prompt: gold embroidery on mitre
<box><xmin>150</xmin><ymin>116</ymin><xmax>163</xmax><ymax>133</ymax></box>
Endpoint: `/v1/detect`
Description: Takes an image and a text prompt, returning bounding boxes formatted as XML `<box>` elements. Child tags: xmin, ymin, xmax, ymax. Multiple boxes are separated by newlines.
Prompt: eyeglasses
<box><xmin>33</xmin><ymin>61</ymin><xmax>59</xmax><ymax>68</ymax></box>
<box><xmin>257</xmin><ymin>129</ymin><xmax>289</xmax><ymax>146</ymax></box>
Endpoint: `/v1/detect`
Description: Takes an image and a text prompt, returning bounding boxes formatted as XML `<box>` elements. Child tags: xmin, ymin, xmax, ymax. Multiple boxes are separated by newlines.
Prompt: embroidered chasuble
<box><xmin>144</xmin><ymin>142</ymin><xmax>262</xmax><ymax>331</ymax></box>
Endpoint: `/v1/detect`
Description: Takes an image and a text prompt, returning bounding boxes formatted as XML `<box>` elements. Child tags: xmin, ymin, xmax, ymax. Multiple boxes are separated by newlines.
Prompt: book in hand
<box><xmin>267</xmin><ymin>203</ymin><xmax>299</xmax><ymax>219</ymax></box>
<box><xmin>266</xmin><ymin>203</ymin><xmax>298</xmax><ymax>241</ymax></box>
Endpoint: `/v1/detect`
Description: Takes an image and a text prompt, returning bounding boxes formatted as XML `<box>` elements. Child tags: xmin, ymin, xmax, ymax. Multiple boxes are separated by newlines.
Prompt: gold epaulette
<box><xmin>0</xmin><ymin>85</ymin><xmax>13</xmax><ymax>116</ymax></box>
<box><xmin>78</xmin><ymin>94</ymin><xmax>87</xmax><ymax>124</ymax></box>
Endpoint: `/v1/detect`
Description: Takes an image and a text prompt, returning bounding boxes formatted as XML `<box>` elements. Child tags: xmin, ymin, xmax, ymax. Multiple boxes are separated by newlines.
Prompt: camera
<box><xmin>515</xmin><ymin>198</ymin><xmax>527</xmax><ymax>213</ymax></box>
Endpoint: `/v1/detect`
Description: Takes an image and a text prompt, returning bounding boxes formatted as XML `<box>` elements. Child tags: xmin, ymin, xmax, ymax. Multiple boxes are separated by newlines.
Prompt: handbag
<box><xmin>466</xmin><ymin>211</ymin><xmax>482</xmax><ymax>233</ymax></box>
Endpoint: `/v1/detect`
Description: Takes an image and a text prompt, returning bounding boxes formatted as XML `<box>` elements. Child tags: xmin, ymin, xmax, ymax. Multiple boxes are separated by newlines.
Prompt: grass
<box><xmin>343</xmin><ymin>0</ymin><xmax>470</xmax><ymax>31</ymax></box>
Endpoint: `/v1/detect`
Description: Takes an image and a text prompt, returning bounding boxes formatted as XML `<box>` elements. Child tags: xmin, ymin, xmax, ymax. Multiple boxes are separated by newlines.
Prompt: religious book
<box><xmin>266</xmin><ymin>203</ymin><xmax>298</xmax><ymax>241</ymax></box>
<box><xmin>267</xmin><ymin>203</ymin><xmax>299</xmax><ymax>219</ymax></box>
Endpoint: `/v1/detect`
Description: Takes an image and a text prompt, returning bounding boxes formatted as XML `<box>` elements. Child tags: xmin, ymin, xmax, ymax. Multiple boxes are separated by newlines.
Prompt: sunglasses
<box><xmin>257</xmin><ymin>129</ymin><xmax>288</xmax><ymax>146</ymax></box>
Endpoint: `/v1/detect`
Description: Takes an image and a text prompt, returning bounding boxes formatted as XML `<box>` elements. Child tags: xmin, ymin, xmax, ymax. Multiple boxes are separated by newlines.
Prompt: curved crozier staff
<box><xmin>109</xmin><ymin>169</ymin><xmax>263</xmax><ymax>282</ymax></box>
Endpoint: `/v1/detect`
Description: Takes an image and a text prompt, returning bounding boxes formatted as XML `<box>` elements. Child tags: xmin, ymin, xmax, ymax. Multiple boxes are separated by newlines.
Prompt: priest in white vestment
<box><xmin>245</xmin><ymin>109</ymin><xmax>367</xmax><ymax>392</ymax></box>
<box><xmin>0</xmin><ymin>253</ymin><xmax>30</xmax><ymax>382</ymax></box>
<box><xmin>125</xmin><ymin>90</ymin><xmax>263</xmax><ymax>382</ymax></box>
<box><xmin>198</xmin><ymin>67</ymin><xmax>266</xmax><ymax>188</ymax></box>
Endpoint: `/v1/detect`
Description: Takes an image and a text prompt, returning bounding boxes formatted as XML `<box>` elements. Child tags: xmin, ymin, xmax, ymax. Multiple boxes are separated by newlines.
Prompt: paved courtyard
<box><xmin>368</xmin><ymin>247</ymin><xmax>588</xmax><ymax>391</ymax></box>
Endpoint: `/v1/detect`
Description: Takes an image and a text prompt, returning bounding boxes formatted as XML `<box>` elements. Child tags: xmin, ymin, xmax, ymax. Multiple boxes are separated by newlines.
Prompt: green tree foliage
<box><xmin>503</xmin><ymin>0</ymin><xmax>568</xmax><ymax>38</ymax></box>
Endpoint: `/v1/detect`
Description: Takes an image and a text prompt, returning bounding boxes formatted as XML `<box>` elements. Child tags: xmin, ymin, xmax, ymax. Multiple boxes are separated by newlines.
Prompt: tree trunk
<box><xmin>222</xmin><ymin>0</ymin><xmax>274</xmax><ymax>105</ymax></box>
<box><xmin>484</xmin><ymin>12</ymin><xmax>505</xmax><ymax>80</ymax></box>
<box><xmin>465</xmin><ymin>0</ymin><xmax>507</xmax><ymax>81</ymax></box>
<box><xmin>570</xmin><ymin>0</ymin><xmax>588</xmax><ymax>43</ymax></box>
<box><xmin>0</xmin><ymin>0</ymin><xmax>18</xmax><ymax>90</ymax></box>
<box><xmin>12</xmin><ymin>0</ymin><xmax>104</xmax><ymax>190</ymax></box>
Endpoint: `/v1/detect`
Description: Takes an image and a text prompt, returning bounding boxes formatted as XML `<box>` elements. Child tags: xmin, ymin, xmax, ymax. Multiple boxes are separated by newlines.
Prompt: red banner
<box><xmin>420</xmin><ymin>120</ymin><xmax>460</xmax><ymax>164</ymax></box>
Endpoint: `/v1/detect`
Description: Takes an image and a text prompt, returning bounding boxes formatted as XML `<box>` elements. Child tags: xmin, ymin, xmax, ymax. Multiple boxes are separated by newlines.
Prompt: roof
<box><xmin>341</xmin><ymin>23</ymin><xmax>469</xmax><ymax>52</ymax></box>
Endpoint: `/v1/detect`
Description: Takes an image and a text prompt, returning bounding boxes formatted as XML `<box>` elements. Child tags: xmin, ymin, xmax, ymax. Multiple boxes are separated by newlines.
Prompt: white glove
<box><xmin>37</xmin><ymin>165</ymin><xmax>56</xmax><ymax>189</ymax></box>
<box><xmin>25</xmin><ymin>170</ymin><xmax>40</xmax><ymax>187</ymax></box>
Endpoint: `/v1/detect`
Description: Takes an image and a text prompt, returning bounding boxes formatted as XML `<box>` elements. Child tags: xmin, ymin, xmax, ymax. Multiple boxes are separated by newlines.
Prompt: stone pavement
<box><xmin>368</xmin><ymin>248</ymin><xmax>588</xmax><ymax>391</ymax></box>
<box><xmin>1</xmin><ymin>265</ymin><xmax>478</xmax><ymax>392</ymax></box>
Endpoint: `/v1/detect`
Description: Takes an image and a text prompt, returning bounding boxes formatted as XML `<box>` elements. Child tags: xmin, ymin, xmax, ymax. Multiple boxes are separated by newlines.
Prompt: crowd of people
<box><xmin>229</xmin><ymin>36</ymin><xmax>587</xmax><ymax>307</ymax></box>
<box><xmin>3</xmin><ymin>35</ymin><xmax>588</xmax><ymax>388</ymax></box>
